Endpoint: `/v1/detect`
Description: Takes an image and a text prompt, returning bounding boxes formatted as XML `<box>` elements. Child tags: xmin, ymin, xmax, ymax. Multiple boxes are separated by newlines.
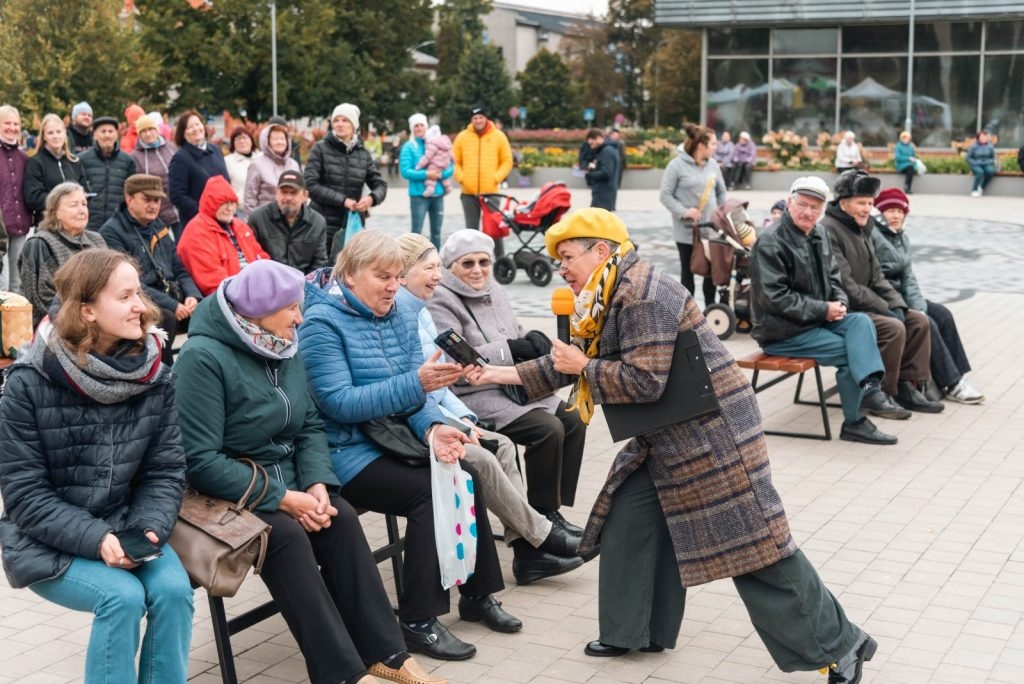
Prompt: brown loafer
<box><xmin>369</xmin><ymin>657</ymin><xmax>449</xmax><ymax>684</ymax></box>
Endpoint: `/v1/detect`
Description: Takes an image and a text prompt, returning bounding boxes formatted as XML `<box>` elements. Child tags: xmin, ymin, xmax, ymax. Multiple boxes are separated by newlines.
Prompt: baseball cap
<box><xmin>277</xmin><ymin>170</ymin><xmax>305</xmax><ymax>190</ymax></box>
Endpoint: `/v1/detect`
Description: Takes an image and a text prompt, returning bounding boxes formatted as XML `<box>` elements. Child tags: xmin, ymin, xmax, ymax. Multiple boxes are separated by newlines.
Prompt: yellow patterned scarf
<box><xmin>566</xmin><ymin>240</ymin><xmax>635</xmax><ymax>424</ymax></box>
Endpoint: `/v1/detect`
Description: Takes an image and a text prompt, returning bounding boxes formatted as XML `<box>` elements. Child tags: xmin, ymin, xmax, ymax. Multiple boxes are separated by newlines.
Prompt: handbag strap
<box><xmin>696</xmin><ymin>176</ymin><xmax>716</xmax><ymax>214</ymax></box>
<box><xmin>234</xmin><ymin>458</ymin><xmax>271</xmax><ymax>512</ymax></box>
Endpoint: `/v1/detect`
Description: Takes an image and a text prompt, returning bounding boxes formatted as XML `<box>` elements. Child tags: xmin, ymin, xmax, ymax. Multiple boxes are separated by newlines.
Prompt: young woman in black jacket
<box><xmin>23</xmin><ymin>113</ymin><xmax>89</xmax><ymax>225</ymax></box>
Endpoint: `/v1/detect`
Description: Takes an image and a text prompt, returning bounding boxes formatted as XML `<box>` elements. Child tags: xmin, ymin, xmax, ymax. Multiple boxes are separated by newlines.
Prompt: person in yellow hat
<box><xmin>465</xmin><ymin>207</ymin><xmax>876</xmax><ymax>684</ymax></box>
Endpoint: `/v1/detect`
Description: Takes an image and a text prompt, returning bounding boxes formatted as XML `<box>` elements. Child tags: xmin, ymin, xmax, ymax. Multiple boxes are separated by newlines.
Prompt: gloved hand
<box><xmin>507</xmin><ymin>331</ymin><xmax>552</xmax><ymax>362</ymax></box>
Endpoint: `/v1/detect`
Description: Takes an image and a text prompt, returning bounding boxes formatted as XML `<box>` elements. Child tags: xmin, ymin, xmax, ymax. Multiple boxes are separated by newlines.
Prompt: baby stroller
<box><xmin>479</xmin><ymin>181</ymin><xmax>572</xmax><ymax>286</ymax></box>
<box><xmin>692</xmin><ymin>198</ymin><xmax>757</xmax><ymax>340</ymax></box>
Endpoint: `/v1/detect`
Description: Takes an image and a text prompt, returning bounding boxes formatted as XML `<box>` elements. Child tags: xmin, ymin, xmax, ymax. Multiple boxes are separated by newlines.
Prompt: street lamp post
<box><xmin>270</xmin><ymin>1</ymin><xmax>278</xmax><ymax>117</ymax></box>
<box><xmin>904</xmin><ymin>0</ymin><xmax>915</xmax><ymax>134</ymax></box>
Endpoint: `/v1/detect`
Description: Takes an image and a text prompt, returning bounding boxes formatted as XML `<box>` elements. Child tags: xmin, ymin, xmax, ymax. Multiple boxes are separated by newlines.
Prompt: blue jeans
<box><xmin>31</xmin><ymin>544</ymin><xmax>194</xmax><ymax>684</ymax></box>
<box><xmin>969</xmin><ymin>164</ymin><xmax>994</xmax><ymax>191</ymax></box>
<box><xmin>410</xmin><ymin>195</ymin><xmax>444</xmax><ymax>249</ymax></box>
<box><xmin>763</xmin><ymin>313</ymin><xmax>884</xmax><ymax>423</ymax></box>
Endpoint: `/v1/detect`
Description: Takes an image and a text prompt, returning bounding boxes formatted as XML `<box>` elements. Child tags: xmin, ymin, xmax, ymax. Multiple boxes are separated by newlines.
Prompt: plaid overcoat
<box><xmin>518</xmin><ymin>252</ymin><xmax>797</xmax><ymax>587</ymax></box>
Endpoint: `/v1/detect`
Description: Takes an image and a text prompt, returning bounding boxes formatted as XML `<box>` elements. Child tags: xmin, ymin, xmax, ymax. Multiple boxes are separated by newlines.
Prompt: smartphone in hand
<box><xmin>116</xmin><ymin>528</ymin><xmax>163</xmax><ymax>563</ymax></box>
<box><xmin>434</xmin><ymin>329</ymin><xmax>488</xmax><ymax>367</ymax></box>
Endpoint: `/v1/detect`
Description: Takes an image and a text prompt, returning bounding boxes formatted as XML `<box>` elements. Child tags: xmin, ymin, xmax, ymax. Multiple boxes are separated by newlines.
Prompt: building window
<box><xmin>707</xmin><ymin>28</ymin><xmax>769</xmax><ymax>56</ymax></box>
<box><xmin>773</xmin><ymin>28</ymin><xmax>838</xmax><ymax>55</ymax></box>
<box><xmin>912</xmin><ymin>55</ymin><xmax>980</xmax><ymax>147</ymax></box>
<box><xmin>982</xmin><ymin>54</ymin><xmax>1024</xmax><ymax>147</ymax></box>
<box><xmin>914</xmin><ymin>22</ymin><xmax>982</xmax><ymax>53</ymax></box>
<box><xmin>840</xmin><ymin>56</ymin><xmax>907</xmax><ymax>145</ymax></box>
<box><xmin>773</xmin><ymin>58</ymin><xmax>837</xmax><ymax>138</ymax></box>
<box><xmin>842</xmin><ymin>24</ymin><xmax>909</xmax><ymax>54</ymax></box>
<box><xmin>707</xmin><ymin>59</ymin><xmax>769</xmax><ymax>137</ymax></box>
<box><xmin>986</xmin><ymin>21</ymin><xmax>1024</xmax><ymax>51</ymax></box>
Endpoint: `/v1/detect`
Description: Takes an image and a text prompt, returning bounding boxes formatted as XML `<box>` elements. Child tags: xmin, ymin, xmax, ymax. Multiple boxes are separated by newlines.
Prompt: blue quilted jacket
<box><xmin>298</xmin><ymin>268</ymin><xmax>444</xmax><ymax>486</ymax></box>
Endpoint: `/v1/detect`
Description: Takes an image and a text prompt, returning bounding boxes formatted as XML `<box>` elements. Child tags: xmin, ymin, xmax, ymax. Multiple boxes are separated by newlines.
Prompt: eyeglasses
<box><xmin>457</xmin><ymin>258</ymin><xmax>492</xmax><ymax>270</ymax></box>
<box><xmin>554</xmin><ymin>243</ymin><xmax>596</xmax><ymax>272</ymax></box>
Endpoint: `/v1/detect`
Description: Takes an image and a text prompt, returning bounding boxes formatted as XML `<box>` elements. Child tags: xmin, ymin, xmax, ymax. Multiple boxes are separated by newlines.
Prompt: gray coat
<box><xmin>870</xmin><ymin>216</ymin><xmax>927</xmax><ymax>312</ymax></box>
<box><xmin>426</xmin><ymin>269</ymin><xmax>559</xmax><ymax>429</ymax></box>
<box><xmin>659</xmin><ymin>144</ymin><xmax>727</xmax><ymax>245</ymax></box>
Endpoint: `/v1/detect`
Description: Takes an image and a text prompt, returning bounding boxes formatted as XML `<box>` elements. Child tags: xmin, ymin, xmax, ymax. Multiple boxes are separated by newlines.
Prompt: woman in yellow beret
<box><xmin>466</xmin><ymin>207</ymin><xmax>876</xmax><ymax>684</ymax></box>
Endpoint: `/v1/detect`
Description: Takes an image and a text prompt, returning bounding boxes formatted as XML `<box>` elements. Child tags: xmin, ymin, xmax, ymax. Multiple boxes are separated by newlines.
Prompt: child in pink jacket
<box><xmin>416</xmin><ymin>126</ymin><xmax>453</xmax><ymax>197</ymax></box>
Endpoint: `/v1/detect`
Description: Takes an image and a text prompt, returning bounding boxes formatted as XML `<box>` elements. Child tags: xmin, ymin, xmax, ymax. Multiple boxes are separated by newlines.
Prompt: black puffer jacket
<box><xmin>821</xmin><ymin>203</ymin><xmax>905</xmax><ymax>315</ymax></box>
<box><xmin>248</xmin><ymin>202</ymin><xmax>329</xmax><ymax>273</ymax></box>
<box><xmin>99</xmin><ymin>204</ymin><xmax>202</xmax><ymax>311</ymax></box>
<box><xmin>750</xmin><ymin>211</ymin><xmax>849</xmax><ymax>346</ymax></box>
<box><xmin>23</xmin><ymin>148</ymin><xmax>90</xmax><ymax>225</ymax></box>
<box><xmin>79</xmin><ymin>143</ymin><xmax>137</xmax><ymax>231</ymax></box>
<box><xmin>303</xmin><ymin>132</ymin><xmax>386</xmax><ymax>232</ymax></box>
<box><xmin>0</xmin><ymin>345</ymin><xmax>185</xmax><ymax>588</ymax></box>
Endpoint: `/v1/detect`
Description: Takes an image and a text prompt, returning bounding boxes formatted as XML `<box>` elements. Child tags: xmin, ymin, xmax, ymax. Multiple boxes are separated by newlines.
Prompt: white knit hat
<box><xmin>331</xmin><ymin>103</ymin><xmax>360</xmax><ymax>131</ymax></box>
<box><xmin>408</xmin><ymin>113</ymin><xmax>428</xmax><ymax>132</ymax></box>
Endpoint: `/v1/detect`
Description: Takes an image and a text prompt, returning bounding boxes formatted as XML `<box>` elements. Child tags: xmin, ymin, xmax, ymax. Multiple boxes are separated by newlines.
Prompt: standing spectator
<box><xmin>583</xmin><ymin>128</ymin><xmax>619</xmax><ymax>211</ymax></box>
<box><xmin>730</xmin><ymin>131</ymin><xmax>756</xmax><ymax>190</ymax></box>
<box><xmin>149</xmin><ymin>110</ymin><xmax>174</xmax><ymax>142</ymax></box>
<box><xmin>120</xmin><ymin>104</ymin><xmax>146</xmax><ymax>153</ymax></box>
<box><xmin>67</xmin><ymin>101</ymin><xmax>94</xmax><ymax>153</ymax></box>
<box><xmin>224</xmin><ymin>126</ymin><xmax>259</xmax><ymax>208</ymax></box>
<box><xmin>176</xmin><ymin>176</ymin><xmax>269</xmax><ymax>296</ymax></box>
<box><xmin>834</xmin><ymin>131</ymin><xmax>864</xmax><ymax>172</ymax></box>
<box><xmin>966</xmin><ymin>130</ymin><xmax>996</xmax><ymax>197</ymax></box>
<box><xmin>418</xmin><ymin>126</ymin><xmax>454</xmax><ymax>199</ymax></box>
<box><xmin>243</xmin><ymin>119</ymin><xmax>300</xmax><ymax>215</ymax></box>
<box><xmin>658</xmin><ymin>123</ymin><xmax>726</xmax><ymax>307</ymax></box>
<box><xmin>607</xmin><ymin>128</ymin><xmax>627</xmax><ymax>188</ymax></box>
<box><xmin>130</xmin><ymin>114</ymin><xmax>180</xmax><ymax>236</ymax></box>
<box><xmin>400</xmin><ymin>113</ymin><xmax>452</xmax><ymax>250</ymax></box>
<box><xmin>100</xmin><ymin>174</ymin><xmax>201</xmax><ymax>365</ymax></box>
<box><xmin>452</xmin><ymin>105</ymin><xmax>513</xmax><ymax>230</ymax></box>
<box><xmin>248</xmin><ymin>170</ymin><xmax>328</xmax><ymax>273</ymax></box>
<box><xmin>893</xmin><ymin>130</ymin><xmax>919</xmax><ymax>194</ymax></box>
<box><xmin>714</xmin><ymin>130</ymin><xmax>735</xmax><ymax>188</ymax></box>
<box><xmin>364</xmin><ymin>127</ymin><xmax>383</xmax><ymax>162</ymax></box>
<box><xmin>0</xmin><ymin>248</ymin><xmax>193</xmax><ymax>684</ymax></box>
<box><xmin>20</xmin><ymin>182</ymin><xmax>107</xmax><ymax>326</ymax></box>
<box><xmin>303</xmin><ymin>103</ymin><xmax>386</xmax><ymax>257</ymax></box>
<box><xmin>24</xmin><ymin>114</ymin><xmax>89</xmax><ymax>226</ymax></box>
<box><xmin>0</xmin><ymin>105</ymin><xmax>31</xmax><ymax>292</ymax></box>
<box><xmin>168</xmin><ymin>110</ymin><xmax>230</xmax><ymax>230</ymax></box>
<box><xmin>79</xmin><ymin>116</ymin><xmax>137</xmax><ymax>232</ymax></box>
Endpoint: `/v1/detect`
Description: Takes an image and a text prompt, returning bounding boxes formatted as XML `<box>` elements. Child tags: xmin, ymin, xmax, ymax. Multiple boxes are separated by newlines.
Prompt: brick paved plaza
<box><xmin>1</xmin><ymin>186</ymin><xmax>1021</xmax><ymax>683</ymax></box>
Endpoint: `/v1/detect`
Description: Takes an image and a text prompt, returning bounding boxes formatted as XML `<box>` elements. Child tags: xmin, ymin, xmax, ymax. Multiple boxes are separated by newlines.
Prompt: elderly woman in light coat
<box><xmin>465</xmin><ymin>207</ymin><xmax>877</xmax><ymax>684</ymax></box>
<box><xmin>426</xmin><ymin>229</ymin><xmax>587</xmax><ymax>535</ymax></box>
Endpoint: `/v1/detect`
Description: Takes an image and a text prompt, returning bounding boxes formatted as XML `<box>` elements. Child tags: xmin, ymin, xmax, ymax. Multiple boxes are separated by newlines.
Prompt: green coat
<box><xmin>173</xmin><ymin>287</ymin><xmax>339</xmax><ymax>512</ymax></box>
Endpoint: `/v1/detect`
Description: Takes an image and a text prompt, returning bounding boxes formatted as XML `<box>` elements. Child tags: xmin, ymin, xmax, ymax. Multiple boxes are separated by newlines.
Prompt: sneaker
<box><xmin>945</xmin><ymin>378</ymin><xmax>984</xmax><ymax>404</ymax></box>
<box><xmin>970</xmin><ymin>189</ymin><xmax>981</xmax><ymax>197</ymax></box>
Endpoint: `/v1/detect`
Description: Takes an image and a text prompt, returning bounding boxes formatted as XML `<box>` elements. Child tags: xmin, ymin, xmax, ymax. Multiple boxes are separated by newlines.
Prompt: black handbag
<box><xmin>361</xmin><ymin>414</ymin><xmax>429</xmax><ymax>466</ymax></box>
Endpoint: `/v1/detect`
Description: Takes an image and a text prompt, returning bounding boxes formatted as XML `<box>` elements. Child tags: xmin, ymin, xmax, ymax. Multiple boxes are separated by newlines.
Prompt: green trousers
<box><xmin>598</xmin><ymin>463</ymin><xmax>861</xmax><ymax>671</ymax></box>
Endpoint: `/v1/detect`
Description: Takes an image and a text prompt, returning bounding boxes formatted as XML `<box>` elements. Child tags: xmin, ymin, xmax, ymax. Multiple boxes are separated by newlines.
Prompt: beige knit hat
<box><xmin>397</xmin><ymin>233</ymin><xmax>436</xmax><ymax>273</ymax></box>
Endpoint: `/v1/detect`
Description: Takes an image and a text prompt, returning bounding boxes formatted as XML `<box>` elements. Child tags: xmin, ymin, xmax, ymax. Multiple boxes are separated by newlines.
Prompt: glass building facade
<box><xmin>705</xmin><ymin>20</ymin><xmax>1024</xmax><ymax>147</ymax></box>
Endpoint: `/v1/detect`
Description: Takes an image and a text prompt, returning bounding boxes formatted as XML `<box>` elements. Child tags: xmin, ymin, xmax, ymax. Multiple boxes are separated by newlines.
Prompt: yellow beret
<box><xmin>544</xmin><ymin>208</ymin><xmax>629</xmax><ymax>259</ymax></box>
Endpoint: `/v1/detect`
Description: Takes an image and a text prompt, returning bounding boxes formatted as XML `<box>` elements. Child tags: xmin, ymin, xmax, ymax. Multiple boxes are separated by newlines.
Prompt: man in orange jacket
<box><xmin>452</xmin><ymin>105</ymin><xmax>513</xmax><ymax>229</ymax></box>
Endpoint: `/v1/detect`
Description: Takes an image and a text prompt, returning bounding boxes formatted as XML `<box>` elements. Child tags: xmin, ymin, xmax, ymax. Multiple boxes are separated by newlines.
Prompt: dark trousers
<box><xmin>926</xmin><ymin>300</ymin><xmax>971</xmax><ymax>388</ymax></box>
<box><xmin>867</xmin><ymin>310</ymin><xmax>931</xmax><ymax>395</ymax></box>
<box><xmin>341</xmin><ymin>457</ymin><xmax>504</xmax><ymax>622</ymax></box>
<box><xmin>902</xmin><ymin>166</ymin><xmax>916</xmax><ymax>192</ymax></box>
<box><xmin>499</xmin><ymin>402</ymin><xmax>586</xmax><ymax>511</ymax></box>
<box><xmin>599</xmin><ymin>465</ymin><xmax>860</xmax><ymax>672</ymax></box>
<box><xmin>732</xmin><ymin>162</ymin><xmax>753</xmax><ymax>188</ymax></box>
<box><xmin>675</xmin><ymin>242</ymin><xmax>717</xmax><ymax>307</ymax></box>
<box><xmin>255</xmin><ymin>496</ymin><xmax>405</xmax><ymax>684</ymax></box>
<box><xmin>460</xmin><ymin>193</ymin><xmax>482</xmax><ymax>230</ymax></box>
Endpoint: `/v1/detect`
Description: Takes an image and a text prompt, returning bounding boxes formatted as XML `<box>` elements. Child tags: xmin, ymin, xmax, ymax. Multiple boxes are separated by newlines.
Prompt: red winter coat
<box><xmin>177</xmin><ymin>176</ymin><xmax>269</xmax><ymax>295</ymax></box>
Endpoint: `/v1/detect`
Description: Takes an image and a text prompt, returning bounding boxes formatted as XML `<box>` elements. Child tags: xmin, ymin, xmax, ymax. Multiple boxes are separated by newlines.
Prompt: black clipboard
<box><xmin>602</xmin><ymin>329</ymin><xmax>719</xmax><ymax>441</ymax></box>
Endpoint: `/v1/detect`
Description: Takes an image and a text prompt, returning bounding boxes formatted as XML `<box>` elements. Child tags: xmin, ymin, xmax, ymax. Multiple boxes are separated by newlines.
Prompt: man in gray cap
<box><xmin>822</xmin><ymin>170</ymin><xmax>942</xmax><ymax>415</ymax></box>
<box><xmin>249</xmin><ymin>169</ymin><xmax>329</xmax><ymax>273</ymax></box>
<box><xmin>750</xmin><ymin>175</ymin><xmax>906</xmax><ymax>445</ymax></box>
<box><xmin>80</xmin><ymin>115</ymin><xmax>137</xmax><ymax>231</ymax></box>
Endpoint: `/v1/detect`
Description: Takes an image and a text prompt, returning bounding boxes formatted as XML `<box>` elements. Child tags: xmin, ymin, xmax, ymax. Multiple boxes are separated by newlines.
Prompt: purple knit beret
<box><xmin>224</xmin><ymin>260</ymin><xmax>304</xmax><ymax>318</ymax></box>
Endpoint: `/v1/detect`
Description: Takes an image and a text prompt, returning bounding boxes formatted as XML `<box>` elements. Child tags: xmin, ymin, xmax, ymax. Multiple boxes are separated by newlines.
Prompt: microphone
<box><xmin>550</xmin><ymin>287</ymin><xmax>574</xmax><ymax>344</ymax></box>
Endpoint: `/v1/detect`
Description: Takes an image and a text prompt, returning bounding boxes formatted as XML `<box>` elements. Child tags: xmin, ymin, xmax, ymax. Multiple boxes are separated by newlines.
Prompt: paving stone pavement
<box><xmin>0</xmin><ymin>188</ymin><xmax>1021</xmax><ymax>683</ymax></box>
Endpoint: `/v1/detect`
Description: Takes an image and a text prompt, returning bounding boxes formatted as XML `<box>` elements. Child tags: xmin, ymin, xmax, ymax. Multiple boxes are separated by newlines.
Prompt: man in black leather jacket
<box><xmin>750</xmin><ymin>176</ymin><xmax>905</xmax><ymax>445</ymax></box>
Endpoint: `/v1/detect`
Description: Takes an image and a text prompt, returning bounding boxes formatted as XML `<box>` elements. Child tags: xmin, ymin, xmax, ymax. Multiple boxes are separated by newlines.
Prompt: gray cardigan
<box><xmin>426</xmin><ymin>270</ymin><xmax>560</xmax><ymax>430</ymax></box>
<box><xmin>659</xmin><ymin>144</ymin><xmax>727</xmax><ymax>245</ymax></box>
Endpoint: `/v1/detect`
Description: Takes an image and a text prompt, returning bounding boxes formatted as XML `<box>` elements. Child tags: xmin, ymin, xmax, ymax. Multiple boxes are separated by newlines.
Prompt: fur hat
<box><xmin>832</xmin><ymin>170</ymin><xmax>880</xmax><ymax>200</ymax></box>
<box><xmin>440</xmin><ymin>229</ymin><xmax>495</xmax><ymax>267</ymax></box>
<box><xmin>331</xmin><ymin>103</ymin><xmax>360</xmax><ymax>131</ymax></box>
<box><xmin>398</xmin><ymin>233</ymin><xmax>436</xmax><ymax>273</ymax></box>
<box><xmin>408</xmin><ymin>113</ymin><xmax>428</xmax><ymax>132</ymax></box>
<box><xmin>224</xmin><ymin>260</ymin><xmax>304</xmax><ymax>318</ymax></box>
<box><xmin>874</xmin><ymin>188</ymin><xmax>910</xmax><ymax>214</ymax></box>
<box><xmin>544</xmin><ymin>208</ymin><xmax>629</xmax><ymax>259</ymax></box>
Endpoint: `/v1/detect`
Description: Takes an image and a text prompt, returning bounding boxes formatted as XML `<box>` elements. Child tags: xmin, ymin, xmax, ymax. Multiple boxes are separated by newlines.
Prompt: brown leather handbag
<box><xmin>169</xmin><ymin>459</ymin><xmax>272</xmax><ymax>597</ymax></box>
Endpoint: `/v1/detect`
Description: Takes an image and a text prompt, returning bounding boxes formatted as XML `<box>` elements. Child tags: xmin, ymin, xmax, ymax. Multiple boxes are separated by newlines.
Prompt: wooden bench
<box><xmin>737</xmin><ymin>352</ymin><xmax>840</xmax><ymax>441</ymax></box>
<box><xmin>207</xmin><ymin>511</ymin><xmax>405</xmax><ymax>684</ymax></box>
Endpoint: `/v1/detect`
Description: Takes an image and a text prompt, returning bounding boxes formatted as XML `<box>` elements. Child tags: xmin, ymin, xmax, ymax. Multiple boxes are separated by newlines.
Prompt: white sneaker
<box><xmin>970</xmin><ymin>189</ymin><xmax>981</xmax><ymax>197</ymax></box>
<box><xmin>945</xmin><ymin>378</ymin><xmax>984</xmax><ymax>404</ymax></box>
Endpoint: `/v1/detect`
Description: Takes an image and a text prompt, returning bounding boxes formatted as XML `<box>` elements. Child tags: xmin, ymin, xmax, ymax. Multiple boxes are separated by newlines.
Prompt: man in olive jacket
<box><xmin>248</xmin><ymin>170</ymin><xmax>329</xmax><ymax>273</ymax></box>
<box><xmin>750</xmin><ymin>176</ymin><xmax>905</xmax><ymax>445</ymax></box>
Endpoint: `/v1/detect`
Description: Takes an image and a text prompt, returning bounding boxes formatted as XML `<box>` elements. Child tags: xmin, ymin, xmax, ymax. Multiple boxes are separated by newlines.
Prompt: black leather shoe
<box><xmin>840</xmin><ymin>418</ymin><xmax>897</xmax><ymax>445</ymax></box>
<box><xmin>894</xmin><ymin>380</ymin><xmax>944</xmax><ymax>413</ymax></box>
<box><xmin>827</xmin><ymin>632</ymin><xmax>878</xmax><ymax>684</ymax></box>
<box><xmin>546</xmin><ymin>509</ymin><xmax>584</xmax><ymax>536</ymax></box>
<box><xmin>512</xmin><ymin>548</ymin><xmax>584</xmax><ymax>585</ymax></box>
<box><xmin>860</xmin><ymin>388</ymin><xmax>911</xmax><ymax>420</ymax></box>
<box><xmin>539</xmin><ymin>524</ymin><xmax>581</xmax><ymax>557</ymax></box>
<box><xmin>401</xmin><ymin>620</ymin><xmax>476</xmax><ymax>661</ymax></box>
<box><xmin>457</xmin><ymin>595</ymin><xmax>523</xmax><ymax>633</ymax></box>
<box><xmin>584</xmin><ymin>641</ymin><xmax>630</xmax><ymax>657</ymax></box>
<box><xmin>922</xmin><ymin>380</ymin><xmax>944</xmax><ymax>403</ymax></box>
